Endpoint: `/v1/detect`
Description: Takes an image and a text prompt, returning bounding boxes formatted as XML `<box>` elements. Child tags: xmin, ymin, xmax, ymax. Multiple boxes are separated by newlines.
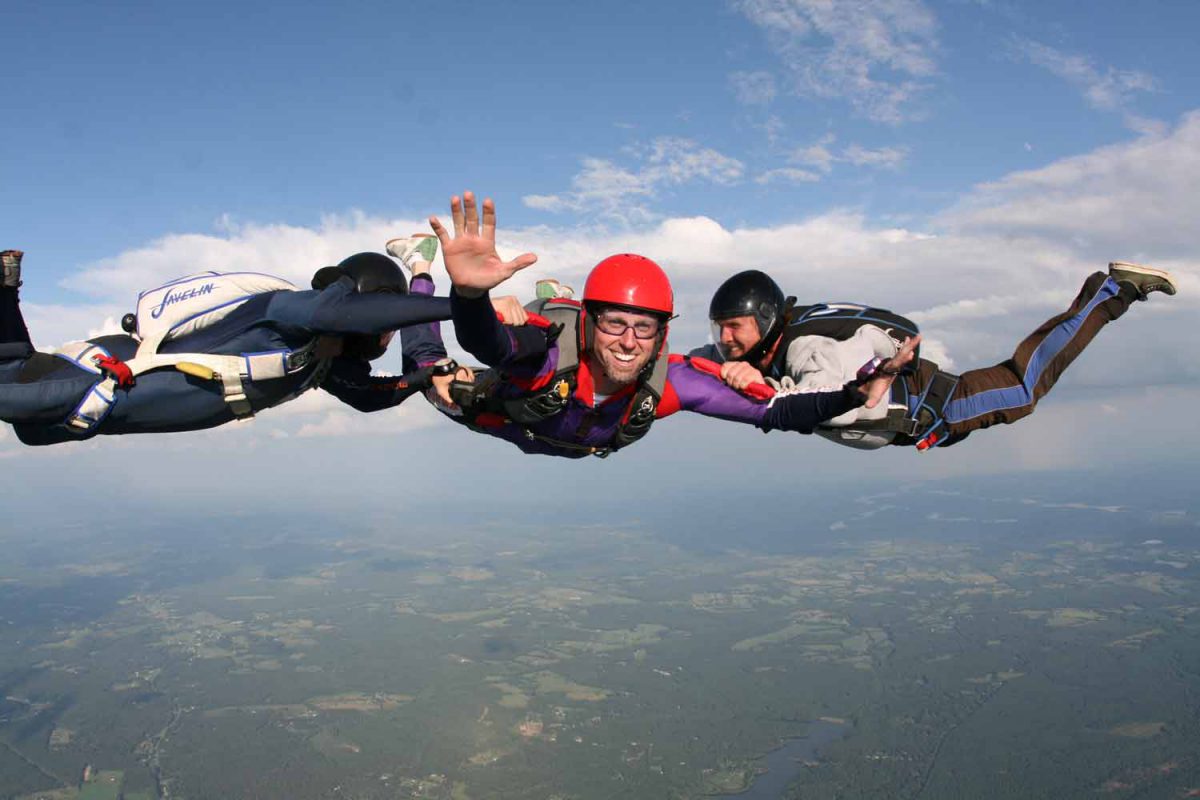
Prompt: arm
<box><xmin>321</xmin><ymin>358</ymin><xmax>445</xmax><ymax>413</ymax></box>
<box><xmin>667</xmin><ymin>358</ymin><xmax>864</xmax><ymax>434</ymax></box>
<box><xmin>450</xmin><ymin>288</ymin><xmax>552</xmax><ymax>369</ymax></box>
<box><xmin>264</xmin><ymin>280</ymin><xmax>452</xmax><ymax>335</ymax></box>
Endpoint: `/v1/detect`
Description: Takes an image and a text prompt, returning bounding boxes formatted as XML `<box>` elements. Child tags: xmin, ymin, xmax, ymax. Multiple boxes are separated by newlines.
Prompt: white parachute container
<box><xmin>133</xmin><ymin>271</ymin><xmax>297</xmax><ymax>345</ymax></box>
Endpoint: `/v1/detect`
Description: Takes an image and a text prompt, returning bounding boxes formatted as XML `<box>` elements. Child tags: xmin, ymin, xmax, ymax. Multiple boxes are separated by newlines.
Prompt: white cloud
<box><xmin>522</xmin><ymin>194</ymin><xmax>561</xmax><ymax>211</ymax></box>
<box><xmin>60</xmin><ymin>211</ymin><xmax>432</xmax><ymax>303</ymax></box>
<box><xmin>293</xmin><ymin>401</ymin><xmax>439</xmax><ymax>439</ymax></box>
<box><xmin>730</xmin><ymin>70</ymin><xmax>778</xmax><ymax>106</ymax></box>
<box><xmin>841</xmin><ymin>143</ymin><xmax>908</xmax><ymax>169</ymax></box>
<box><xmin>1012</xmin><ymin>38</ymin><xmax>1158</xmax><ymax>124</ymax></box>
<box><xmin>939</xmin><ymin>111</ymin><xmax>1200</xmax><ymax>256</ymax></box>
<box><xmin>793</xmin><ymin>133</ymin><xmax>837</xmax><ymax>173</ymax></box>
<box><xmin>755</xmin><ymin>167</ymin><xmax>823</xmax><ymax>184</ymax></box>
<box><xmin>531</xmin><ymin>130</ymin><xmax>903</xmax><ymax>223</ymax></box>
<box><xmin>733</xmin><ymin>0</ymin><xmax>940</xmax><ymax>124</ymax></box>
<box><xmin>643</xmin><ymin>137</ymin><xmax>745</xmax><ymax>185</ymax></box>
<box><xmin>789</xmin><ymin>134</ymin><xmax>909</xmax><ymax>175</ymax></box>
<box><xmin>521</xmin><ymin>138</ymin><xmax>744</xmax><ymax>223</ymax></box>
<box><xmin>21</xmin><ymin>302</ymin><xmax>127</xmax><ymax>351</ymax></box>
<box><xmin>760</xmin><ymin>114</ymin><xmax>786</xmax><ymax>146</ymax></box>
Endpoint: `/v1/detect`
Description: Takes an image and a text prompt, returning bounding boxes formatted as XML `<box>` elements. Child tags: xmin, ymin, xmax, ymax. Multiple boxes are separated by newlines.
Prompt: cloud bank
<box><xmin>7</xmin><ymin>112</ymin><xmax>1199</xmax><ymax>478</ymax></box>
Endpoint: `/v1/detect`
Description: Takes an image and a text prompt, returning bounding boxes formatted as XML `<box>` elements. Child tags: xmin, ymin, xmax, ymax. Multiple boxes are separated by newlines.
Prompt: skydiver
<box><xmin>401</xmin><ymin>192</ymin><xmax>916</xmax><ymax>458</ymax></box>
<box><xmin>694</xmin><ymin>264</ymin><xmax>1178</xmax><ymax>450</ymax></box>
<box><xmin>0</xmin><ymin>248</ymin><xmax>462</xmax><ymax>446</ymax></box>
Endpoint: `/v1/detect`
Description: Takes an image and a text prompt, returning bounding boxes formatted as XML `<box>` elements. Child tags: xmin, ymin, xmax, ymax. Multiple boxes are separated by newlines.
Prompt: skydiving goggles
<box><xmin>591</xmin><ymin>308</ymin><xmax>669</xmax><ymax>340</ymax></box>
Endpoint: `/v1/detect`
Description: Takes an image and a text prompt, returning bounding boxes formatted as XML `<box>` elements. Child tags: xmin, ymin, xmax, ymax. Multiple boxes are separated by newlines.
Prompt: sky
<box><xmin>3</xmin><ymin>0</ymin><xmax>1199</xmax><ymax>515</ymax></box>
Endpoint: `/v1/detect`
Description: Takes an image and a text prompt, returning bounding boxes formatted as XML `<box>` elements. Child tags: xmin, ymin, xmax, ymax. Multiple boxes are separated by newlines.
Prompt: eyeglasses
<box><xmin>593</xmin><ymin>311</ymin><xmax>663</xmax><ymax>340</ymax></box>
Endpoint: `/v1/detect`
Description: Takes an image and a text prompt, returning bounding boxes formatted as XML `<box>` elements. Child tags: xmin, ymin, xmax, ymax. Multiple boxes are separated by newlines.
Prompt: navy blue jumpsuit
<box><xmin>0</xmin><ymin>278</ymin><xmax>451</xmax><ymax>446</ymax></box>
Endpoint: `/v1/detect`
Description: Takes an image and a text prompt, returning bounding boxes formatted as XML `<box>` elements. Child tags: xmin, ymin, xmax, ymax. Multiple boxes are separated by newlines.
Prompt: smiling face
<box><xmin>588</xmin><ymin>307</ymin><xmax>663</xmax><ymax>392</ymax></box>
<box><xmin>713</xmin><ymin>315</ymin><xmax>763</xmax><ymax>361</ymax></box>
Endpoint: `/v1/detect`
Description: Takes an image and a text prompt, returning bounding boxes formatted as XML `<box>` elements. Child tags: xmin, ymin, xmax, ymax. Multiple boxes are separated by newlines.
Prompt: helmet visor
<box><xmin>710</xmin><ymin>306</ymin><xmax>775</xmax><ymax>362</ymax></box>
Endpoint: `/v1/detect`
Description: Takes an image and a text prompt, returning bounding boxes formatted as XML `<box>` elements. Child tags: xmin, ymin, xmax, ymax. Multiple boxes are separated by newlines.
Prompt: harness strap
<box><xmin>910</xmin><ymin>367</ymin><xmax>960</xmax><ymax>449</ymax></box>
<box><xmin>54</xmin><ymin>337</ymin><xmax>324</xmax><ymax>432</ymax></box>
<box><xmin>66</xmin><ymin>378</ymin><xmax>118</xmax><ymax>431</ymax></box>
<box><xmin>127</xmin><ymin>339</ymin><xmax>322</xmax><ymax>419</ymax></box>
<box><xmin>94</xmin><ymin>354</ymin><xmax>135</xmax><ymax>389</ymax></box>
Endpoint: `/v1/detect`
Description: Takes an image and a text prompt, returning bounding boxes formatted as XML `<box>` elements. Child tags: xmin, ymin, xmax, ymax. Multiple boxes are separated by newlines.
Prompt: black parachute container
<box><xmin>777</xmin><ymin>302</ymin><xmax>921</xmax><ymax>364</ymax></box>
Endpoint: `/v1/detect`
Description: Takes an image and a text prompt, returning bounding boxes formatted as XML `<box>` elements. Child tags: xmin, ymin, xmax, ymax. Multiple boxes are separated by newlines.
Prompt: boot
<box><xmin>1</xmin><ymin>250</ymin><xmax>22</xmax><ymax>288</ymax></box>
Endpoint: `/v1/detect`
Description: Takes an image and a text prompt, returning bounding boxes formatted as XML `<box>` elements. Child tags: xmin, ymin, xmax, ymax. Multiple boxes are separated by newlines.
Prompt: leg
<box><xmin>1</xmin><ymin>250</ymin><xmax>110</xmax><ymax>433</ymax></box>
<box><xmin>399</xmin><ymin>273</ymin><xmax>450</xmax><ymax>372</ymax></box>
<box><xmin>1</xmin><ymin>250</ymin><xmax>34</xmax><ymax>361</ymax></box>
<box><xmin>942</xmin><ymin>272</ymin><xmax>1135</xmax><ymax>438</ymax></box>
<box><xmin>386</xmin><ymin>235</ymin><xmax>452</xmax><ymax>370</ymax></box>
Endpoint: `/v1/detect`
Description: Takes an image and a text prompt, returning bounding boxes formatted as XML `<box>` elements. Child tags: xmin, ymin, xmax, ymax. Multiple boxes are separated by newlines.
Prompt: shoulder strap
<box><xmin>610</xmin><ymin>351</ymin><xmax>670</xmax><ymax>452</ymax></box>
<box><xmin>526</xmin><ymin>297</ymin><xmax>582</xmax><ymax>373</ymax></box>
<box><xmin>490</xmin><ymin>299</ymin><xmax>584</xmax><ymax>425</ymax></box>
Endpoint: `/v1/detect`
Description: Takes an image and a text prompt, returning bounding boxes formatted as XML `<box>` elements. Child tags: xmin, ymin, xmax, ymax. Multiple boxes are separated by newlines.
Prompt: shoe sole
<box><xmin>1108</xmin><ymin>261</ymin><xmax>1178</xmax><ymax>294</ymax></box>
<box><xmin>386</xmin><ymin>234</ymin><xmax>436</xmax><ymax>259</ymax></box>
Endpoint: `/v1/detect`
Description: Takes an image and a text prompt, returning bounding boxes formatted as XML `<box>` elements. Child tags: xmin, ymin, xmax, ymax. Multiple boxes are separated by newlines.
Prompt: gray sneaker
<box><xmin>1</xmin><ymin>250</ymin><xmax>22</xmax><ymax>288</ymax></box>
<box><xmin>1109</xmin><ymin>261</ymin><xmax>1177</xmax><ymax>300</ymax></box>
<box><xmin>386</xmin><ymin>234</ymin><xmax>439</xmax><ymax>273</ymax></box>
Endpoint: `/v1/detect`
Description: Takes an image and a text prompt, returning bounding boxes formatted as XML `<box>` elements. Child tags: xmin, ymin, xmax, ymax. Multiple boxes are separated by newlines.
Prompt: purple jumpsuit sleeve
<box><xmin>667</xmin><ymin>360</ymin><xmax>864</xmax><ymax>433</ymax></box>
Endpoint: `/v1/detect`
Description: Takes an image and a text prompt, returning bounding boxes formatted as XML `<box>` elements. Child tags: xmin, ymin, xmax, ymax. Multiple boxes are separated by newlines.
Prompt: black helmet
<box><xmin>311</xmin><ymin>252</ymin><xmax>407</xmax><ymax>362</ymax></box>
<box><xmin>708</xmin><ymin>269</ymin><xmax>794</xmax><ymax>363</ymax></box>
<box><xmin>311</xmin><ymin>252</ymin><xmax>408</xmax><ymax>295</ymax></box>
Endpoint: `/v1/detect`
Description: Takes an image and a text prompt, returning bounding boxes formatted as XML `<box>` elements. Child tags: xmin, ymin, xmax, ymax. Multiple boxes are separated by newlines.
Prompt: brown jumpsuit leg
<box><xmin>905</xmin><ymin>272</ymin><xmax>1137</xmax><ymax>447</ymax></box>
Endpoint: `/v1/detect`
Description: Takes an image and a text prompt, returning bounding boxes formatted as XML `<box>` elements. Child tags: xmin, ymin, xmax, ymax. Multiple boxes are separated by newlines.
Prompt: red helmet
<box><xmin>582</xmin><ymin>254</ymin><xmax>673</xmax><ymax>317</ymax></box>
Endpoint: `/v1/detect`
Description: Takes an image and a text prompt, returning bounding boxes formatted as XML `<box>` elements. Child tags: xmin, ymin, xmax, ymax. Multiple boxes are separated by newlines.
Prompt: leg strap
<box><xmin>911</xmin><ymin>369</ymin><xmax>960</xmax><ymax>449</ymax></box>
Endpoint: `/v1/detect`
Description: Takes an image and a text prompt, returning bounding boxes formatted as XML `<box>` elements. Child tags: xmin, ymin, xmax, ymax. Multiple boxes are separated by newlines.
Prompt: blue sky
<box><xmin>7</xmin><ymin>0</ymin><xmax>1197</xmax><ymax>266</ymax></box>
<box><xmin>4</xmin><ymin>0</ymin><xmax>1199</xmax><ymax>506</ymax></box>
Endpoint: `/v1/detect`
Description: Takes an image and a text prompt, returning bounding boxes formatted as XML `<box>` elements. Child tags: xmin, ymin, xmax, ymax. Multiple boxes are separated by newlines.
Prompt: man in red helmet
<box><xmin>412</xmin><ymin>192</ymin><xmax>916</xmax><ymax>458</ymax></box>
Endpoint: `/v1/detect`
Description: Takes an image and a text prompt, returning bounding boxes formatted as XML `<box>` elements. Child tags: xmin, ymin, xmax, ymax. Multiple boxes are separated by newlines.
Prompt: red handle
<box><xmin>688</xmin><ymin>356</ymin><xmax>775</xmax><ymax>400</ymax></box>
<box><xmin>495</xmin><ymin>311</ymin><xmax>552</xmax><ymax>328</ymax></box>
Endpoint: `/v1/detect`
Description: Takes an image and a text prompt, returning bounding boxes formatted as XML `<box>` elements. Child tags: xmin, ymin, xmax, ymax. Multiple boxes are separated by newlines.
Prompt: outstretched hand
<box><xmin>860</xmin><ymin>335</ymin><xmax>921</xmax><ymax>409</ymax></box>
<box><xmin>429</xmin><ymin>192</ymin><xmax>537</xmax><ymax>298</ymax></box>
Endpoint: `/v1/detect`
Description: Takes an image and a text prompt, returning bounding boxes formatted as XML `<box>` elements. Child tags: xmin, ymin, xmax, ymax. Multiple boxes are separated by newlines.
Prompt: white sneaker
<box><xmin>1</xmin><ymin>250</ymin><xmax>22</xmax><ymax>288</ymax></box>
<box><xmin>535</xmin><ymin>279</ymin><xmax>575</xmax><ymax>300</ymax></box>
<box><xmin>386</xmin><ymin>234</ymin><xmax>439</xmax><ymax>273</ymax></box>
